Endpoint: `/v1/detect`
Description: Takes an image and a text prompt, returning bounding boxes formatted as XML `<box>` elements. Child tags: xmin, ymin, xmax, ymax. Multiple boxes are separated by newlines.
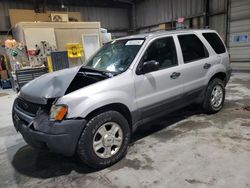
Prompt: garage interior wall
<box><xmin>0</xmin><ymin>0</ymin><xmax>230</xmax><ymax>39</ymax></box>
<box><xmin>2</xmin><ymin>0</ymin><xmax>248</xmax><ymax>58</ymax></box>
<box><xmin>0</xmin><ymin>1</ymin><xmax>129</xmax><ymax>36</ymax></box>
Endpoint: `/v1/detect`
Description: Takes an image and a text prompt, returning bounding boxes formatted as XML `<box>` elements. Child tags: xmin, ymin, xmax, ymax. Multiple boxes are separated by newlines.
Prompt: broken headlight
<box><xmin>50</xmin><ymin>105</ymin><xmax>68</xmax><ymax>121</ymax></box>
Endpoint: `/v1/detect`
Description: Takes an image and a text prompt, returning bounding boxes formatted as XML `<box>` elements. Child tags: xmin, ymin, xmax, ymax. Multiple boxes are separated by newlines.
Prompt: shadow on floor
<box><xmin>11</xmin><ymin>105</ymin><xmax>202</xmax><ymax>179</ymax></box>
<box><xmin>12</xmin><ymin>145</ymin><xmax>99</xmax><ymax>179</ymax></box>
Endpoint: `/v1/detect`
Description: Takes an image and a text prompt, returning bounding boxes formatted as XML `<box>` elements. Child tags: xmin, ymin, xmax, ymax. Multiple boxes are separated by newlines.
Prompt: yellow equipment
<box><xmin>66</xmin><ymin>43</ymin><xmax>83</xmax><ymax>58</ymax></box>
<box><xmin>47</xmin><ymin>56</ymin><xmax>53</xmax><ymax>72</ymax></box>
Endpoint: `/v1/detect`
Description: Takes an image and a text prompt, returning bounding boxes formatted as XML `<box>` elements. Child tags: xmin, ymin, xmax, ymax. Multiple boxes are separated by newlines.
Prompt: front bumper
<box><xmin>12</xmin><ymin>99</ymin><xmax>87</xmax><ymax>156</ymax></box>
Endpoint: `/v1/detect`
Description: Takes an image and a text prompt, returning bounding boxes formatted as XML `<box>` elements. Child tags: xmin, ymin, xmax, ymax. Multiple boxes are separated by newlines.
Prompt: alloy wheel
<box><xmin>93</xmin><ymin>122</ymin><xmax>123</xmax><ymax>159</ymax></box>
<box><xmin>211</xmin><ymin>85</ymin><xmax>223</xmax><ymax>108</ymax></box>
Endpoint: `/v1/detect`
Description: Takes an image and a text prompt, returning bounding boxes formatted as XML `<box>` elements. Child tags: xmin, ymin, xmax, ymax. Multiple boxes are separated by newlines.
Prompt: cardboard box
<box><xmin>0</xmin><ymin>70</ymin><xmax>8</xmax><ymax>80</ymax></box>
<box><xmin>9</xmin><ymin>9</ymin><xmax>82</xmax><ymax>27</ymax></box>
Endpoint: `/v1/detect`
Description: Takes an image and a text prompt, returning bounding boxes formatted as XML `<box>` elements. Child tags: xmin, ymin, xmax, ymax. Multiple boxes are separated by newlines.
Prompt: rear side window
<box><xmin>178</xmin><ymin>34</ymin><xmax>209</xmax><ymax>63</ymax></box>
<box><xmin>202</xmin><ymin>32</ymin><xmax>226</xmax><ymax>54</ymax></box>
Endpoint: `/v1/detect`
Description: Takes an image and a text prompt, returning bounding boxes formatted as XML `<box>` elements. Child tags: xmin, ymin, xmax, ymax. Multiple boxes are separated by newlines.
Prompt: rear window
<box><xmin>178</xmin><ymin>34</ymin><xmax>209</xmax><ymax>63</ymax></box>
<box><xmin>202</xmin><ymin>33</ymin><xmax>226</xmax><ymax>54</ymax></box>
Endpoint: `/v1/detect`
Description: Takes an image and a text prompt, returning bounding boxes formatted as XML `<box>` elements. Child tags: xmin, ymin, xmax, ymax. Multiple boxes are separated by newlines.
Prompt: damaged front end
<box><xmin>19</xmin><ymin>66</ymin><xmax>113</xmax><ymax>104</ymax></box>
<box><xmin>12</xmin><ymin>99</ymin><xmax>87</xmax><ymax>156</ymax></box>
<box><xmin>12</xmin><ymin>66</ymin><xmax>113</xmax><ymax>156</ymax></box>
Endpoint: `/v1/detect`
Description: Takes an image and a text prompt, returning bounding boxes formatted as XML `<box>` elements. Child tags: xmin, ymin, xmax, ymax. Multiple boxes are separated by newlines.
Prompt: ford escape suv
<box><xmin>12</xmin><ymin>29</ymin><xmax>231</xmax><ymax>168</ymax></box>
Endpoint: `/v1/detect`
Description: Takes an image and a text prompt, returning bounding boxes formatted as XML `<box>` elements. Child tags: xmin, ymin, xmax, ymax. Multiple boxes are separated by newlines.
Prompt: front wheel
<box><xmin>77</xmin><ymin>111</ymin><xmax>131</xmax><ymax>169</ymax></box>
<box><xmin>203</xmin><ymin>78</ymin><xmax>225</xmax><ymax>114</ymax></box>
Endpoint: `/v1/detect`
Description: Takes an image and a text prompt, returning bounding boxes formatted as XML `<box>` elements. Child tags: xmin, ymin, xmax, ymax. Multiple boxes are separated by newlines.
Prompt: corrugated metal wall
<box><xmin>134</xmin><ymin>0</ymin><xmax>228</xmax><ymax>42</ymax></box>
<box><xmin>210</xmin><ymin>0</ymin><xmax>226</xmax><ymax>13</ymax></box>
<box><xmin>209</xmin><ymin>14</ymin><xmax>227</xmax><ymax>41</ymax></box>
<box><xmin>209</xmin><ymin>0</ymin><xmax>227</xmax><ymax>41</ymax></box>
<box><xmin>229</xmin><ymin>0</ymin><xmax>250</xmax><ymax>62</ymax></box>
<box><xmin>0</xmin><ymin>1</ymin><xmax>129</xmax><ymax>31</ymax></box>
<box><xmin>210</xmin><ymin>14</ymin><xmax>227</xmax><ymax>39</ymax></box>
<box><xmin>0</xmin><ymin>1</ymin><xmax>33</xmax><ymax>31</ymax></box>
<box><xmin>0</xmin><ymin>0</ymin><xmax>236</xmax><ymax>44</ymax></box>
<box><xmin>72</xmin><ymin>6</ymin><xmax>129</xmax><ymax>30</ymax></box>
<box><xmin>135</xmin><ymin>0</ymin><xmax>205</xmax><ymax>29</ymax></box>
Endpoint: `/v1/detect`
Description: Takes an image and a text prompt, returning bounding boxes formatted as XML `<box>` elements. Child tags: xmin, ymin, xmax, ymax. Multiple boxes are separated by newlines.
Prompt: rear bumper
<box><xmin>12</xmin><ymin>100</ymin><xmax>87</xmax><ymax>156</ymax></box>
<box><xmin>226</xmin><ymin>68</ymin><xmax>232</xmax><ymax>84</ymax></box>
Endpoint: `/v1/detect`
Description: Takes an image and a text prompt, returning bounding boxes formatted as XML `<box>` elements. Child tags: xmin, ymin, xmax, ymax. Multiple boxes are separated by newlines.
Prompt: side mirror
<box><xmin>140</xmin><ymin>60</ymin><xmax>160</xmax><ymax>74</ymax></box>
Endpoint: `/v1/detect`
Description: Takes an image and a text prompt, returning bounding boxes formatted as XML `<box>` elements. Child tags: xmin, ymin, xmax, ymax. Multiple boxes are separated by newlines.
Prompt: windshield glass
<box><xmin>86</xmin><ymin>39</ymin><xmax>144</xmax><ymax>73</ymax></box>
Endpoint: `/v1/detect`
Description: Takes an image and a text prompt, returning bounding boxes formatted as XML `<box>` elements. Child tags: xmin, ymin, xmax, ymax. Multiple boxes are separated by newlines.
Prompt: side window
<box><xmin>178</xmin><ymin>34</ymin><xmax>209</xmax><ymax>63</ymax></box>
<box><xmin>142</xmin><ymin>37</ymin><xmax>178</xmax><ymax>70</ymax></box>
<box><xmin>202</xmin><ymin>32</ymin><xmax>226</xmax><ymax>54</ymax></box>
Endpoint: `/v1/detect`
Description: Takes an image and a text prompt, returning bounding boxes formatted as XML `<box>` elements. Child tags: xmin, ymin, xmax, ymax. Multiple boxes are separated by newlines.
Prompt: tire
<box><xmin>77</xmin><ymin>111</ymin><xmax>131</xmax><ymax>169</ymax></box>
<box><xmin>203</xmin><ymin>78</ymin><xmax>225</xmax><ymax>114</ymax></box>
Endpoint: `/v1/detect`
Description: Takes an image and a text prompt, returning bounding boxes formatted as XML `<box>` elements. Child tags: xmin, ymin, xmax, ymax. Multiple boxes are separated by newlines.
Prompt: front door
<box><xmin>133</xmin><ymin>36</ymin><xmax>184</xmax><ymax>119</ymax></box>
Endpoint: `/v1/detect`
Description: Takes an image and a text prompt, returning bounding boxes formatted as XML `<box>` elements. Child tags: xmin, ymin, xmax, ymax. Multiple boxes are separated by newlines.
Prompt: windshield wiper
<box><xmin>78</xmin><ymin>70</ymin><xmax>113</xmax><ymax>79</ymax></box>
<box><xmin>82</xmin><ymin>66</ymin><xmax>115</xmax><ymax>78</ymax></box>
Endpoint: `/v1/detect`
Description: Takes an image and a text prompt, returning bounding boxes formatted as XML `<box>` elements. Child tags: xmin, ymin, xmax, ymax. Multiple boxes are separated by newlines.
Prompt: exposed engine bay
<box><xmin>65</xmin><ymin>67</ymin><xmax>114</xmax><ymax>94</ymax></box>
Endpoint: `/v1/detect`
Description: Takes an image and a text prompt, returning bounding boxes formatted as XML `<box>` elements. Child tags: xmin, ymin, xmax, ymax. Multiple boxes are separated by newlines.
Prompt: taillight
<box><xmin>229</xmin><ymin>53</ymin><xmax>232</xmax><ymax>64</ymax></box>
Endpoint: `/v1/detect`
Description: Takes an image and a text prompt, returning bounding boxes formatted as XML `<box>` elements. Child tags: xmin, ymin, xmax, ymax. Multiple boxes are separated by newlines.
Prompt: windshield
<box><xmin>86</xmin><ymin>39</ymin><xmax>144</xmax><ymax>73</ymax></box>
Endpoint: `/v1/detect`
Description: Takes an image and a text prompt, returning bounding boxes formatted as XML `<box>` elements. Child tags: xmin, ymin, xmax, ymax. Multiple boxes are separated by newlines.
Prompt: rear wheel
<box><xmin>77</xmin><ymin>111</ymin><xmax>131</xmax><ymax>169</ymax></box>
<box><xmin>203</xmin><ymin>78</ymin><xmax>225</xmax><ymax>114</ymax></box>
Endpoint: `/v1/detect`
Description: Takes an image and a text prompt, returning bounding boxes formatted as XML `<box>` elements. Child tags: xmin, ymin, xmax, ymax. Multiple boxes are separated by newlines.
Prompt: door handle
<box><xmin>203</xmin><ymin>63</ymin><xmax>211</xmax><ymax>69</ymax></box>
<box><xmin>170</xmin><ymin>72</ymin><xmax>181</xmax><ymax>79</ymax></box>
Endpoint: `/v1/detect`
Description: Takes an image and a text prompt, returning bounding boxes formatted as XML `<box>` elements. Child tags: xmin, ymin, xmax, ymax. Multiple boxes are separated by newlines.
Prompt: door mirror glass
<box><xmin>141</xmin><ymin>60</ymin><xmax>160</xmax><ymax>74</ymax></box>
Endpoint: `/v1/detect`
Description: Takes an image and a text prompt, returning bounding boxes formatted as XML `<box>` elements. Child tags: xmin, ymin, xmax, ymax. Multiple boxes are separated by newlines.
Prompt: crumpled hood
<box><xmin>19</xmin><ymin>66</ymin><xmax>81</xmax><ymax>104</ymax></box>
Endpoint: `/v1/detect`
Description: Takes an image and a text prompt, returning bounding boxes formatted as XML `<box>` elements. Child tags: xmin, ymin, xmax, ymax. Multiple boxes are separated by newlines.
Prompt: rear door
<box><xmin>176</xmin><ymin>33</ymin><xmax>211</xmax><ymax>98</ymax></box>
<box><xmin>133</xmin><ymin>36</ymin><xmax>184</xmax><ymax>119</ymax></box>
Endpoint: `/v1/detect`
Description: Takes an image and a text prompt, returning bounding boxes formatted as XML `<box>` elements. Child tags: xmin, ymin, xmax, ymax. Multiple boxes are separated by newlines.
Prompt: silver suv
<box><xmin>12</xmin><ymin>29</ymin><xmax>231</xmax><ymax>168</ymax></box>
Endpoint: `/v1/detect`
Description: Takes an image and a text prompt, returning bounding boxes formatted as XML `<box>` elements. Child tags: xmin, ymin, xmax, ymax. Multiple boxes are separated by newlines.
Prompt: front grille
<box><xmin>16</xmin><ymin>98</ymin><xmax>42</xmax><ymax>116</ymax></box>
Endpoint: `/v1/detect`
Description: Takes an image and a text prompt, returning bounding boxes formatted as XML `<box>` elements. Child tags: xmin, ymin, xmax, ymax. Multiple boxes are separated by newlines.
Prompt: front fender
<box><xmin>62</xmin><ymin>91</ymin><xmax>136</xmax><ymax>118</ymax></box>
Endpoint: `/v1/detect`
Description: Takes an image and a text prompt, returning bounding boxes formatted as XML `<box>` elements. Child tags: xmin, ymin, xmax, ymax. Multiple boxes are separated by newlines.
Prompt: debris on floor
<box><xmin>0</xmin><ymin>92</ymin><xmax>9</xmax><ymax>97</ymax></box>
<box><xmin>243</xmin><ymin>105</ymin><xmax>250</xmax><ymax>111</ymax></box>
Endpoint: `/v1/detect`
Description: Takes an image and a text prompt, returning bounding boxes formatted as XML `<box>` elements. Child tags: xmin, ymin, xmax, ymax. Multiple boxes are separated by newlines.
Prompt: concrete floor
<box><xmin>0</xmin><ymin>72</ymin><xmax>250</xmax><ymax>188</ymax></box>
